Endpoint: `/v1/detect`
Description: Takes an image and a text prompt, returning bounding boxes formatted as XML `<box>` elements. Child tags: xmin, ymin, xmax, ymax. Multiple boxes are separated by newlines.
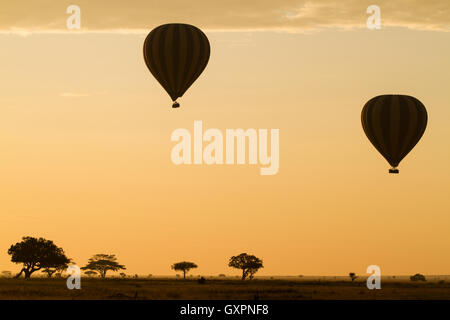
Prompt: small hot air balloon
<box><xmin>143</xmin><ymin>23</ymin><xmax>210</xmax><ymax>108</ymax></box>
<box><xmin>361</xmin><ymin>95</ymin><xmax>428</xmax><ymax>173</ymax></box>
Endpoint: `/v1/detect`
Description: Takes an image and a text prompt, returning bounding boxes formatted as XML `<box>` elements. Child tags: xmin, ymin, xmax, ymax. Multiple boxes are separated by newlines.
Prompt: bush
<box><xmin>1</xmin><ymin>271</ymin><xmax>12</xmax><ymax>278</ymax></box>
<box><xmin>410</xmin><ymin>273</ymin><xmax>426</xmax><ymax>282</ymax></box>
<box><xmin>197</xmin><ymin>276</ymin><xmax>206</xmax><ymax>284</ymax></box>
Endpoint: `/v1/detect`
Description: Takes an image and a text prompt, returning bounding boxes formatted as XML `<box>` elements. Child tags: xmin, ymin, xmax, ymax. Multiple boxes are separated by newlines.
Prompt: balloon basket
<box><xmin>172</xmin><ymin>102</ymin><xmax>180</xmax><ymax>108</ymax></box>
<box><xmin>389</xmin><ymin>168</ymin><xmax>399</xmax><ymax>174</ymax></box>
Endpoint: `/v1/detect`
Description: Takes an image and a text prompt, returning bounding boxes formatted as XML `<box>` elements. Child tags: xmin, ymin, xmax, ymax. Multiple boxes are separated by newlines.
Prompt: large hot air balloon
<box><xmin>361</xmin><ymin>95</ymin><xmax>428</xmax><ymax>174</ymax></box>
<box><xmin>143</xmin><ymin>23</ymin><xmax>210</xmax><ymax>108</ymax></box>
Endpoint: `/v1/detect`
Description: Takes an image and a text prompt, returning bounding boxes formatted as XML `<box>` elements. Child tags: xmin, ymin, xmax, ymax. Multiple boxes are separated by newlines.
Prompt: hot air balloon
<box><xmin>143</xmin><ymin>23</ymin><xmax>210</xmax><ymax>108</ymax></box>
<box><xmin>361</xmin><ymin>95</ymin><xmax>427</xmax><ymax>174</ymax></box>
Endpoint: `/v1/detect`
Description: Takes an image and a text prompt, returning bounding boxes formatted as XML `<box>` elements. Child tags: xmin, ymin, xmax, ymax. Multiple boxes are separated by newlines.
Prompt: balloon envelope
<box><xmin>143</xmin><ymin>23</ymin><xmax>210</xmax><ymax>108</ymax></box>
<box><xmin>361</xmin><ymin>95</ymin><xmax>427</xmax><ymax>173</ymax></box>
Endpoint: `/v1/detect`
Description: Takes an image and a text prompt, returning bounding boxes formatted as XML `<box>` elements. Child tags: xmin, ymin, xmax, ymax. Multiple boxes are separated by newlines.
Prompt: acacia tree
<box><xmin>81</xmin><ymin>254</ymin><xmax>126</xmax><ymax>278</ymax></box>
<box><xmin>228</xmin><ymin>253</ymin><xmax>263</xmax><ymax>280</ymax></box>
<box><xmin>171</xmin><ymin>261</ymin><xmax>198</xmax><ymax>279</ymax></box>
<box><xmin>8</xmin><ymin>237</ymin><xmax>70</xmax><ymax>279</ymax></box>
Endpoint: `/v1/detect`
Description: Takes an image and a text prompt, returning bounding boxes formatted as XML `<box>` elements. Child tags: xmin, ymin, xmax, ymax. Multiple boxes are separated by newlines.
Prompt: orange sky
<box><xmin>0</xmin><ymin>1</ymin><xmax>450</xmax><ymax>277</ymax></box>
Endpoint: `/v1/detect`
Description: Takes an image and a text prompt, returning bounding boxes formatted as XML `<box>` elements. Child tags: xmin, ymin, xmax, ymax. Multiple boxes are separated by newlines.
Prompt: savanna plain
<box><xmin>1</xmin><ymin>276</ymin><xmax>449</xmax><ymax>300</ymax></box>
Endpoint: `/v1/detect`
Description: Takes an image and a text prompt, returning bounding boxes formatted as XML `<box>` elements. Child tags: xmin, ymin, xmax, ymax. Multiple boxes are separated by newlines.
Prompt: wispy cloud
<box><xmin>1</xmin><ymin>0</ymin><xmax>449</xmax><ymax>34</ymax></box>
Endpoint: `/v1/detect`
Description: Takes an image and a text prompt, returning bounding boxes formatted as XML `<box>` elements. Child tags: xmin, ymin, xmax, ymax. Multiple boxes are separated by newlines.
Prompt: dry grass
<box><xmin>0</xmin><ymin>277</ymin><xmax>449</xmax><ymax>300</ymax></box>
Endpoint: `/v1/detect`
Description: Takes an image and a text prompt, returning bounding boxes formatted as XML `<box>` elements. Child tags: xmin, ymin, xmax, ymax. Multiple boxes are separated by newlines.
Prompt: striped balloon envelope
<box><xmin>361</xmin><ymin>95</ymin><xmax>428</xmax><ymax>173</ymax></box>
<box><xmin>143</xmin><ymin>23</ymin><xmax>210</xmax><ymax>108</ymax></box>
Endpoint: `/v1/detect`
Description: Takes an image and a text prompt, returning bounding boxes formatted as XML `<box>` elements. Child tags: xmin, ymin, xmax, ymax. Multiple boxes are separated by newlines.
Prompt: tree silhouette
<box><xmin>228</xmin><ymin>253</ymin><xmax>263</xmax><ymax>280</ymax></box>
<box><xmin>410</xmin><ymin>273</ymin><xmax>426</xmax><ymax>282</ymax></box>
<box><xmin>248</xmin><ymin>267</ymin><xmax>259</xmax><ymax>280</ymax></box>
<box><xmin>42</xmin><ymin>258</ymin><xmax>74</xmax><ymax>278</ymax></box>
<box><xmin>7</xmin><ymin>236</ymin><xmax>70</xmax><ymax>279</ymax></box>
<box><xmin>81</xmin><ymin>254</ymin><xmax>125</xmax><ymax>278</ymax></box>
<box><xmin>349</xmin><ymin>272</ymin><xmax>358</xmax><ymax>282</ymax></box>
<box><xmin>171</xmin><ymin>261</ymin><xmax>198</xmax><ymax>279</ymax></box>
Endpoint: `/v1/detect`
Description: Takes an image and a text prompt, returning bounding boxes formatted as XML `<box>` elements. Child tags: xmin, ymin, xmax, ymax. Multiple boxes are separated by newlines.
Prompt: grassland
<box><xmin>0</xmin><ymin>277</ymin><xmax>449</xmax><ymax>300</ymax></box>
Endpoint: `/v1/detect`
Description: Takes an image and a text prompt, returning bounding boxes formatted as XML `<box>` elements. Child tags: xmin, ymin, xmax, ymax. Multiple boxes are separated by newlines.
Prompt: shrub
<box><xmin>198</xmin><ymin>276</ymin><xmax>206</xmax><ymax>284</ymax></box>
<box><xmin>410</xmin><ymin>273</ymin><xmax>426</xmax><ymax>282</ymax></box>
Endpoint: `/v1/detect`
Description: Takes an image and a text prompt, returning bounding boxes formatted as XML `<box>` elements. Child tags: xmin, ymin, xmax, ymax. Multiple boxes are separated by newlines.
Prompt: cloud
<box><xmin>0</xmin><ymin>0</ymin><xmax>448</xmax><ymax>34</ymax></box>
